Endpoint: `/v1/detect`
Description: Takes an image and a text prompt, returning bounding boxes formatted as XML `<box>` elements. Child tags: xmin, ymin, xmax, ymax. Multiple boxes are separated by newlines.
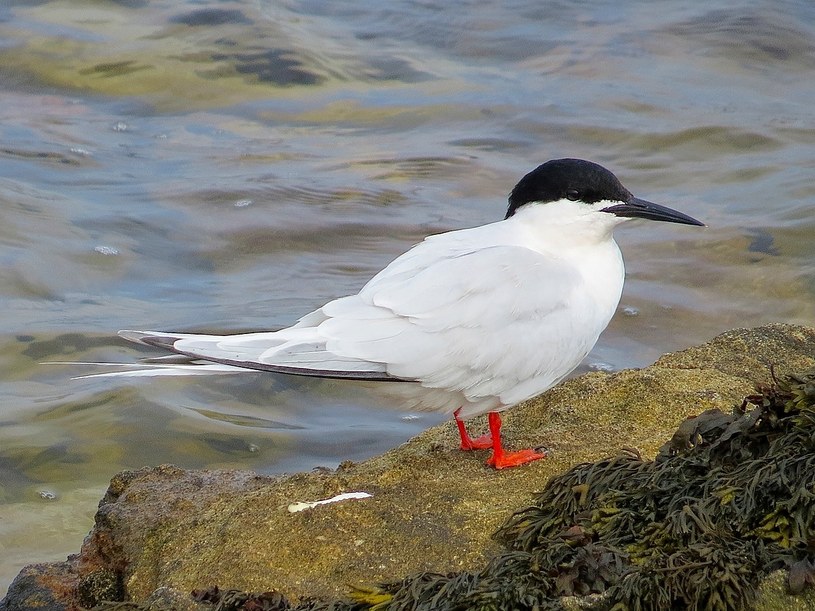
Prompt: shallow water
<box><xmin>2</xmin><ymin>0</ymin><xmax>815</xmax><ymax>595</ymax></box>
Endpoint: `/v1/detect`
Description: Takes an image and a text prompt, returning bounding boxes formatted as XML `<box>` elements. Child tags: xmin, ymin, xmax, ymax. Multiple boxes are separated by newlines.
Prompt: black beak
<box><xmin>601</xmin><ymin>197</ymin><xmax>705</xmax><ymax>226</ymax></box>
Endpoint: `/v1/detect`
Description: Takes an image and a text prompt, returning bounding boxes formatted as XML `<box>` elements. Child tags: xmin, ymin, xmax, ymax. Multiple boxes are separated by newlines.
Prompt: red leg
<box><xmin>485</xmin><ymin>411</ymin><xmax>547</xmax><ymax>469</ymax></box>
<box><xmin>454</xmin><ymin>408</ymin><xmax>493</xmax><ymax>450</ymax></box>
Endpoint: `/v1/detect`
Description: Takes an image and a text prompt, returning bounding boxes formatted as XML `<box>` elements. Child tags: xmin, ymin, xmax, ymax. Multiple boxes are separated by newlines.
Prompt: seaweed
<box><xmin>191</xmin><ymin>586</ymin><xmax>292</xmax><ymax>611</ymax></box>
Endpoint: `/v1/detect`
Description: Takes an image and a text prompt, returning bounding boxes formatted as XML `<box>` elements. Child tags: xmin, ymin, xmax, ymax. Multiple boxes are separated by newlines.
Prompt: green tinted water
<box><xmin>1</xmin><ymin>0</ymin><xmax>814</xmax><ymax>594</ymax></box>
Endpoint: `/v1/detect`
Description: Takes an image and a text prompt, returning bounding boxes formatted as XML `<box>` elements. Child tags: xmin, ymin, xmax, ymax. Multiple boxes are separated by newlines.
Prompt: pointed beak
<box><xmin>601</xmin><ymin>197</ymin><xmax>705</xmax><ymax>226</ymax></box>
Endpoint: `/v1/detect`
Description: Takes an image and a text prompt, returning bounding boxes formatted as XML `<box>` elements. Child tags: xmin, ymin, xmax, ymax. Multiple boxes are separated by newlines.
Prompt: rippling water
<box><xmin>2</xmin><ymin>0</ymin><xmax>815</xmax><ymax>594</ymax></box>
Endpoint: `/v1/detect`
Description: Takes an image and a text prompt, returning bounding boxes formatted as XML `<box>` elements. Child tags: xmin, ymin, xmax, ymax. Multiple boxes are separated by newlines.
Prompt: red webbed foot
<box><xmin>484</xmin><ymin>411</ymin><xmax>547</xmax><ymax>469</ymax></box>
<box><xmin>454</xmin><ymin>407</ymin><xmax>493</xmax><ymax>450</ymax></box>
<box><xmin>486</xmin><ymin>447</ymin><xmax>547</xmax><ymax>469</ymax></box>
<box><xmin>461</xmin><ymin>433</ymin><xmax>493</xmax><ymax>451</ymax></box>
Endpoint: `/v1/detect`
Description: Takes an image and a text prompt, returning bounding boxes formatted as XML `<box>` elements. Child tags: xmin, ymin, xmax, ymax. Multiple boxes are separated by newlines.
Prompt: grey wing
<box><xmin>318</xmin><ymin>244</ymin><xmax>593</xmax><ymax>409</ymax></box>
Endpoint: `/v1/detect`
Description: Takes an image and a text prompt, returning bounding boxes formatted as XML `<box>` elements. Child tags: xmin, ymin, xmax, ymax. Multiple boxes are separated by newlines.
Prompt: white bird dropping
<box><xmin>287</xmin><ymin>492</ymin><xmax>373</xmax><ymax>513</ymax></box>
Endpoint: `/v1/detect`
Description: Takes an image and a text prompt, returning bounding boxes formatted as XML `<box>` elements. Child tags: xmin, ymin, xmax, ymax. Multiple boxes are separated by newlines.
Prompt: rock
<box><xmin>0</xmin><ymin>561</ymin><xmax>78</xmax><ymax>611</ymax></box>
<box><xmin>76</xmin><ymin>567</ymin><xmax>123</xmax><ymax>608</ymax></box>
<box><xmin>144</xmin><ymin>586</ymin><xmax>208</xmax><ymax>611</ymax></box>
<box><xmin>756</xmin><ymin>571</ymin><xmax>815</xmax><ymax>611</ymax></box>
<box><xmin>3</xmin><ymin>323</ymin><xmax>815</xmax><ymax>609</ymax></box>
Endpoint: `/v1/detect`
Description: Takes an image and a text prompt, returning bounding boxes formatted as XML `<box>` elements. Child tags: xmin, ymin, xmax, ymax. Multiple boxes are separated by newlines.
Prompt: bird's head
<box><xmin>505</xmin><ymin>158</ymin><xmax>704</xmax><ymax>227</ymax></box>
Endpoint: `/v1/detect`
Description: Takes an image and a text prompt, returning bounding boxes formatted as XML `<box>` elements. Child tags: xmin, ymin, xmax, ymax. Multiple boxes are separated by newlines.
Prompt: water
<box><xmin>2</xmin><ymin>0</ymin><xmax>814</xmax><ymax>595</ymax></box>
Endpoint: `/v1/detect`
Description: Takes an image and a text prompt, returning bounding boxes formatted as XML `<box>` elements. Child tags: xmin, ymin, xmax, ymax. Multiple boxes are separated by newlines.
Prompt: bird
<box><xmin>89</xmin><ymin>158</ymin><xmax>704</xmax><ymax>469</ymax></box>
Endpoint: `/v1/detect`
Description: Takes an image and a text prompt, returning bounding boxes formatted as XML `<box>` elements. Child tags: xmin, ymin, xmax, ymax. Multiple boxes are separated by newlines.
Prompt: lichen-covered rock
<box><xmin>356</xmin><ymin>367</ymin><xmax>815</xmax><ymax>609</ymax></box>
<box><xmin>755</xmin><ymin>570</ymin><xmax>815</xmax><ymax>611</ymax></box>
<box><xmin>0</xmin><ymin>561</ymin><xmax>78</xmax><ymax>611</ymax></box>
<box><xmin>2</xmin><ymin>324</ymin><xmax>814</xmax><ymax>610</ymax></box>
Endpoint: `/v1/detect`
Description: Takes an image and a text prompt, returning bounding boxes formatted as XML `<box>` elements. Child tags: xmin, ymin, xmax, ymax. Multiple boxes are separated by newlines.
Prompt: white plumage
<box><xmin>114</xmin><ymin>202</ymin><xmax>624</xmax><ymax>417</ymax></box>
<box><xmin>85</xmin><ymin>159</ymin><xmax>704</xmax><ymax>468</ymax></box>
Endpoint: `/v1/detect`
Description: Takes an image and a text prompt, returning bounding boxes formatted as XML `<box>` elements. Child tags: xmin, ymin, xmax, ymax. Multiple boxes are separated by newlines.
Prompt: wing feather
<box><xmin>114</xmin><ymin>222</ymin><xmax>619</xmax><ymax>416</ymax></box>
<box><xmin>320</xmin><ymin>244</ymin><xmax>598</xmax><ymax>412</ymax></box>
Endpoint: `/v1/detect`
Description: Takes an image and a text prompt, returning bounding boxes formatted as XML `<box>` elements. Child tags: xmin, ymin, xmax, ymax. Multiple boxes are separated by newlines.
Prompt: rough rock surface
<box><xmin>3</xmin><ymin>323</ymin><xmax>815</xmax><ymax>609</ymax></box>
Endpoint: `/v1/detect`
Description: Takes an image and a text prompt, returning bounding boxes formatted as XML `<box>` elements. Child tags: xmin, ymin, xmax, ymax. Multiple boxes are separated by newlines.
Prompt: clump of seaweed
<box><xmin>93</xmin><ymin>370</ymin><xmax>815</xmax><ymax>611</ymax></box>
<box><xmin>190</xmin><ymin>586</ymin><xmax>292</xmax><ymax>611</ymax></box>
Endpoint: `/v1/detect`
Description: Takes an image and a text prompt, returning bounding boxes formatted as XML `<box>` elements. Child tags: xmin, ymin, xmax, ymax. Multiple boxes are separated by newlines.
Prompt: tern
<box><xmin>93</xmin><ymin>159</ymin><xmax>704</xmax><ymax>468</ymax></box>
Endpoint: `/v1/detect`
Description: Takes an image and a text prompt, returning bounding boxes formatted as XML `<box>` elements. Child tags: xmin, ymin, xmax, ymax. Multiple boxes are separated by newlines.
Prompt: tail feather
<box><xmin>118</xmin><ymin>329</ymin><xmax>204</xmax><ymax>348</ymax></box>
<box><xmin>113</xmin><ymin>329</ymin><xmax>404</xmax><ymax>382</ymax></box>
<box><xmin>72</xmin><ymin>362</ymin><xmax>251</xmax><ymax>379</ymax></box>
<box><xmin>43</xmin><ymin>360</ymin><xmax>250</xmax><ymax>379</ymax></box>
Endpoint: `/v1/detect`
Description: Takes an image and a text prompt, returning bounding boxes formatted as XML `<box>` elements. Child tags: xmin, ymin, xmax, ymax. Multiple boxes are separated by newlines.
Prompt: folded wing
<box><xmin>115</xmin><ymin>240</ymin><xmax>593</xmax><ymax>416</ymax></box>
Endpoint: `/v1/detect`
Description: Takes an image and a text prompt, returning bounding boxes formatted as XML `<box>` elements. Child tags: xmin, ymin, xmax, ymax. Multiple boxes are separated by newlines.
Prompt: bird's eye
<box><xmin>565</xmin><ymin>189</ymin><xmax>580</xmax><ymax>201</ymax></box>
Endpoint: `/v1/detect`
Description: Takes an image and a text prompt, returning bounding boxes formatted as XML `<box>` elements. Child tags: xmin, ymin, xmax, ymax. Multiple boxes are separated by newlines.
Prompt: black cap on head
<box><xmin>505</xmin><ymin>158</ymin><xmax>705</xmax><ymax>227</ymax></box>
<box><xmin>506</xmin><ymin>158</ymin><xmax>631</xmax><ymax>219</ymax></box>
